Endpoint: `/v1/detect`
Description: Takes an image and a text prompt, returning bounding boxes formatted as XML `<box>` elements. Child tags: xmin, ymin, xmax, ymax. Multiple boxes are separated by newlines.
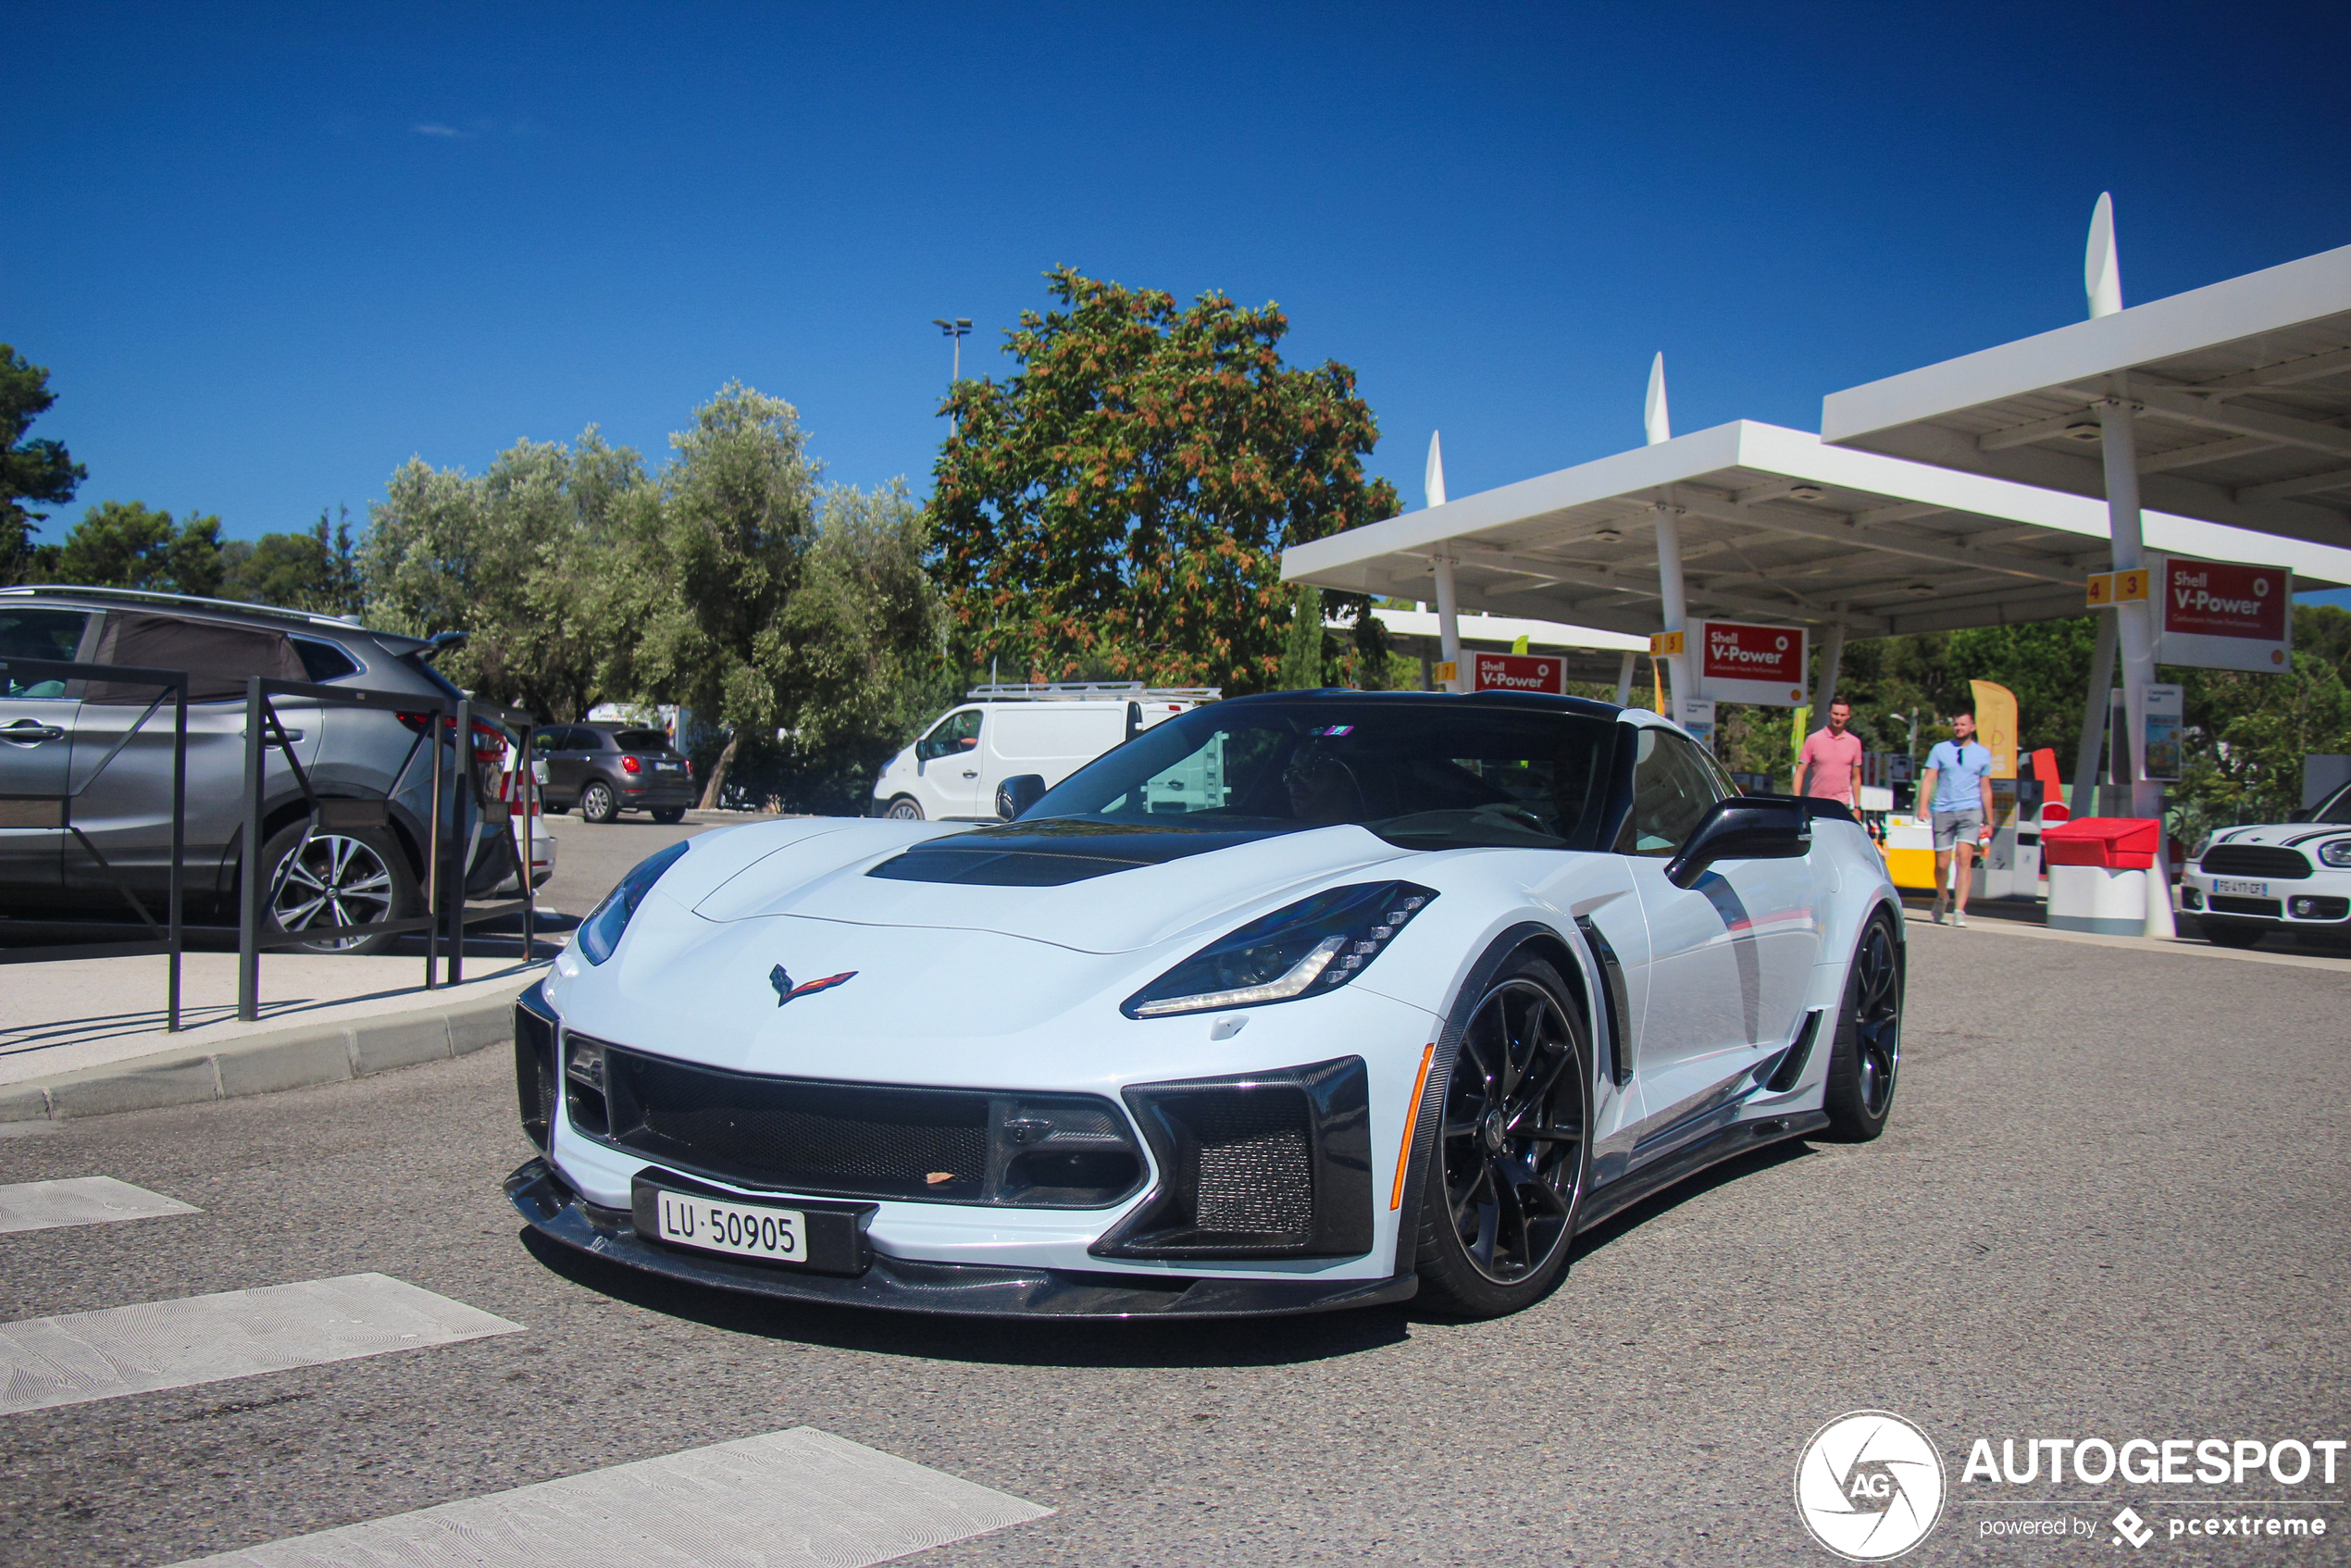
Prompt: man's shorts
<box><xmin>1932</xmin><ymin>809</ymin><xmax>1985</xmax><ymax>851</ymax></box>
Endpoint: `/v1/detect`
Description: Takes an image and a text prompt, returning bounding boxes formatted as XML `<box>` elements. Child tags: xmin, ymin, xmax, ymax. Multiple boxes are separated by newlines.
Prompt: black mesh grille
<box><xmin>591</xmin><ymin>1042</ymin><xmax>1139</xmax><ymax>1207</ymax></box>
<box><xmin>1189</xmin><ymin>1099</ymin><xmax>1314</xmax><ymax>1234</ymax></box>
<box><xmin>2209</xmin><ymin>896</ymin><xmax>2283</xmax><ymax>917</ymax></box>
<box><xmin>514</xmin><ymin>997</ymin><xmax>557</xmax><ymax>1155</ymax></box>
<box><xmin>2202</xmin><ymin>845</ymin><xmax>2311</xmax><ymax>879</ymax></box>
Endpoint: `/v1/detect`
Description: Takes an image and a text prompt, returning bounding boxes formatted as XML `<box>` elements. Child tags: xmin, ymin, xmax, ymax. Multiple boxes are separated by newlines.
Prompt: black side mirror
<box><xmin>996</xmin><ymin>774</ymin><xmax>1048</xmax><ymax>820</ymax></box>
<box><xmin>1665</xmin><ymin>797</ymin><xmax>1811</xmax><ymax>889</ymax></box>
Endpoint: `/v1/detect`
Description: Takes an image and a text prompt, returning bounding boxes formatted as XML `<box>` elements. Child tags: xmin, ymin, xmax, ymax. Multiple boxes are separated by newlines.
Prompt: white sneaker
<box><xmin>1930</xmin><ymin>894</ymin><xmax>1947</xmax><ymax>924</ymax></box>
<box><xmin>1953</xmin><ymin>910</ymin><xmax>1968</xmax><ymax>927</ymax></box>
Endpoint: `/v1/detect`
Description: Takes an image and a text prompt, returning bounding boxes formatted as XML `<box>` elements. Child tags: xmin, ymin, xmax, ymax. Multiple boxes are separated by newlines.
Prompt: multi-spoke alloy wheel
<box><xmin>1823</xmin><ymin>914</ymin><xmax>1904</xmax><ymax>1140</ymax></box>
<box><xmin>1421</xmin><ymin>964</ymin><xmax>1590</xmax><ymax>1310</ymax></box>
<box><xmin>259</xmin><ymin>822</ymin><xmax>416</xmax><ymax>956</ymax></box>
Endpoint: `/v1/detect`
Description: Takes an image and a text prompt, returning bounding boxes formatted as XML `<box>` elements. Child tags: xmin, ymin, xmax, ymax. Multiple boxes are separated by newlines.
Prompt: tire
<box><xmin>259</xmin><ymin>820</ymin><xmax>418</xmax><ymax>956</ymax></box>
<box><xmin>580</xmin><ymin>779</ymin><xmax>619</xmax><ymax>824</ymax></box>
<box><xmin>542</xmin><ymin>803</ymin><xmax>570</xmax><ymax>815</ymax></box>
<box><xmin>651</xmin><ymin>806</ymin><xmax>686</xmax><ymax>825</ymax></box>
<box><xmin>883</xmin><ymin>795</ymin><xmax>924</xmax><ymax>821</ymax></box>
<box><xmin>2200</xmin><ymin>922</ymin><xmax>2266</xmax><ymax>949</ymax></box>
<box><xmin>1412</xmin><ymin>952</ymin><xmax>1591</xmax><ymax>1319</ymax></box>
<box><xmin>1822</xmin><ymin>912</ymin><xmax>1904</xmax><ymax>1141</ymax></box>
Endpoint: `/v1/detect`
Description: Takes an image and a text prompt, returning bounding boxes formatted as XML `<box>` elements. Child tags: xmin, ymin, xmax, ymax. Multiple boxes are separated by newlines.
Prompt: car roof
<box><xmin>0</xmin><ymin>584</ymin><xmax>425</xmax><ymax>649</ymax></box>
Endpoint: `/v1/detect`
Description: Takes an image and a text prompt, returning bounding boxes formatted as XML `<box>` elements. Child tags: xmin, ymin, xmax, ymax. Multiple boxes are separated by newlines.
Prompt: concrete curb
<box><xmin>0</xmin><ymin>975</ymin><xmax>536</xmax><ymax>1126</ymax></box>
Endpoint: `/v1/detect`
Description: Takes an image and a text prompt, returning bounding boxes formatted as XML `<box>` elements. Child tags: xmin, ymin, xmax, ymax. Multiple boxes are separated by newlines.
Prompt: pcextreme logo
<box><xmin>1796</xmin><ymin>1411</ymin><xmax>1947</xmax><ymax>1562</ymax></box>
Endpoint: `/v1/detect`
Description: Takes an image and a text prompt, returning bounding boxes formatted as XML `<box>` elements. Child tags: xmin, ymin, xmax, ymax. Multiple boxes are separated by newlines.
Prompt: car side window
<box><xmin>1615</xmin><ymin>726</ymin><xmax>1729</xmax><ymax>856</ymax></box>
<box><xmin>0</xmin><ymin>608</ymin><xmax>91</xmax><ymax>698</ymax></box>
<box><xmin>291</xmin><ymin>638</ymin><xmax>361</xmax><ymax>683</ymax></box>
<box><xmin>918</xmin><ymin>710</ymin><xmax>981</xmax><ymax>762</ymax></box>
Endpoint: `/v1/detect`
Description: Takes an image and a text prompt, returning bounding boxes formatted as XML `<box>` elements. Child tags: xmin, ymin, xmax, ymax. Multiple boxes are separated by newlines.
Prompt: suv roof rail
<box><xmin>0</xmin><ymin>583</ymin><xmax>368</xmax><ymax>631</ymax></box>
<box><xmin>964</xmin><ymin>682</ymin><xmax>1221</xmax><ymax>703</ymax></box>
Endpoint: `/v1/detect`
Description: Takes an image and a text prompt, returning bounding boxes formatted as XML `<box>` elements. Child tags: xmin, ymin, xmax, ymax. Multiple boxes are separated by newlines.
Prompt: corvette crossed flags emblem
<box><xmin>769</xmin><ymin>965</ymin><xmax>858</xmax><ymax>1007</ymax></box>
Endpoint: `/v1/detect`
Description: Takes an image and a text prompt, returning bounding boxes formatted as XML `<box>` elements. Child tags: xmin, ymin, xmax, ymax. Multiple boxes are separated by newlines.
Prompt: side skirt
<box><xmin>1574</xmin><ymin>1110</ymin><xmax>1830</xmax><ymax>1234</ymax></box>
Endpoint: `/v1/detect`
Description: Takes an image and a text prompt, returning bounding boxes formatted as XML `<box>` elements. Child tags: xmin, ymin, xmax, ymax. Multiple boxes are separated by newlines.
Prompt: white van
<box><xmin>871</xmin><ymin>684</ymin><xmax>1216</xmax><ymax>821</ymax></box>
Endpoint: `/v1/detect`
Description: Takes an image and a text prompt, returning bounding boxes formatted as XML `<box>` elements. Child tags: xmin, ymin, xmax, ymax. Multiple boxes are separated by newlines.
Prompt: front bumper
<box><xmin>506</xmin><ymin>1157</ymin><xmax>1416</xmax><ymax>1318</ymax></box>
<box><xmin>2180</xmin><ymin>866</ymin><xmax>2351</xmax><ymax>926</ymax></box>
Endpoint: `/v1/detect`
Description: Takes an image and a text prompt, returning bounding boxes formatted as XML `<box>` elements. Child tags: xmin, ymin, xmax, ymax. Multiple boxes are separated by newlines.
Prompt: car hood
<box><xmin>671</xmin><ymin>815</ymin><xmax>1419</xmax><ymax>955</ymax></box>
<box><xmin>2204</xmin><ymin>821</ymin><xmax>2351</xmax><ymax>852</ymax></box>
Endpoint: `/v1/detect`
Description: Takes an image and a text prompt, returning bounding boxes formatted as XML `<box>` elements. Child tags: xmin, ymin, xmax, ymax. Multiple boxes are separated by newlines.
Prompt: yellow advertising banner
<box><xmin>1969</xmin><ymin>678</ymin><xmax>2019</xmax><ymax>779</ymax></box>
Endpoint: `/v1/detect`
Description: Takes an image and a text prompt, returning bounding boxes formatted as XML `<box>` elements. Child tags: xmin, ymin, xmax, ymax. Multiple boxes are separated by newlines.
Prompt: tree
<box><xmin>363</xmin><ymin>429</ymin><xmax>655</xmax><ymax>723</ymax></box>
<box><xmin>928</xmin><ymin>268</ymin><xmax>1397</xmax><ymax>693</ymax></box>
<box><xmin>220</xmin><ymin>507</ymin><xmax>364</xmax><ymax>616</ymax></box>
<box><xmin>625</xmin><ymin>383</ymin><xmax>820</xmax><ymax>806</ymax></box>
<box><xmin>51</xmin><ymin>501</ymin><xmax>227</xmax><ymax>596</ymax></box>
<box><xmin>0</xmin><ymin>346</ymin><xmax>86</xmax><ymax>585</ymax></box>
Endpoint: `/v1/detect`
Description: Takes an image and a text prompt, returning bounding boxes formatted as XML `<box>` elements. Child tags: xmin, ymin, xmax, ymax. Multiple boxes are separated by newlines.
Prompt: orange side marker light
<box><xmin>1389</xmin><ymin>1042</ymin><xmax>1437</xmax><ymax>1211</ymax></box>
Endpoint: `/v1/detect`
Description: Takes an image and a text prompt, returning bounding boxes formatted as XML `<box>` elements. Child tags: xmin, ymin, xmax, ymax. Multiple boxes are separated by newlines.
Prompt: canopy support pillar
<box><xmin>1431</xmin><ymin>550</ymin><xmax>1463</xmax><ymax>692</ymax></box>
<box><xmin>2099</xmin><ymin>392</ymin><xmax>2173</xmax><ymax>937</ymax></box>
<box><xmin>2071</xmin><ymin>610</ymin><xmax>2119</xmax><ymax>817</ymax></box>
<box><xmin>1811</xmin><ymin>617</ymin><xmax>1847</xmax><ymax>717</ymax></box>
<box><xmin>1652</xmin><ymin>504</ymin><xmax>1690</xmax><ymax>707</ymax></box>
<box><xmin>1614</xmin><ymin>651</ymin><xmax>1636</xmax><ymax>706</ymax></box>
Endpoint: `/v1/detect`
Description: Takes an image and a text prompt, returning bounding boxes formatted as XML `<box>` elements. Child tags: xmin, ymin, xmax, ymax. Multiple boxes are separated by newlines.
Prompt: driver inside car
<box><xmin>1284</xmin><ymin>742</ymin><xmax>1367</xmax><ymax>824</ymax></box>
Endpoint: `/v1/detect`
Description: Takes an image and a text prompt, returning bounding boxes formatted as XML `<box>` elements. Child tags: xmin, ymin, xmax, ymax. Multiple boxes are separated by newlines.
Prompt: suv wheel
<box><xmin>261</xmin><ymin>821</ymin><xmax>417</xmax><ymax>956</ymax></box>
<box><xmin>580</xmin><ymin>780</ymin><xmax>619</xmax><ymax>824</ymax></box>
<box><xmin>884</xmin><ymin>795</ymin><xmax>924</xmax><ymax>820</ymax></box>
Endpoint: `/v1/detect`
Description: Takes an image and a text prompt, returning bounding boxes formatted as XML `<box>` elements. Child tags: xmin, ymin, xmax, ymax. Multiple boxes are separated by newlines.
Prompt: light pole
<box><xmin>932</xmin><ymin>317</ymin><xmax>972</xmax><ymax>384</ymax></box>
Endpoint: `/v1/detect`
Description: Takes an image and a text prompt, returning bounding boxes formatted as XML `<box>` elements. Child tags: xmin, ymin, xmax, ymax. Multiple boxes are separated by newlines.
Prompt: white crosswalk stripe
<box><xmin>0</xmin><ymin>1272</ymin><xmax>521</xmax><ymax>1416</ymax></box>
<box><xmin>0</xmin><ymin>1176</ymin><xmax>200</xmax><ymax>1234</ymax></box>
<box><xmin>165</xmin><ymin>1425</ymin><xmax>1053</xmax><ymax>1567</ymax></box>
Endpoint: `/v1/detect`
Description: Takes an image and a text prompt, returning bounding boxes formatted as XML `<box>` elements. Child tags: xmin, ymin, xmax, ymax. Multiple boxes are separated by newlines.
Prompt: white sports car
<box><xmin>507</xmin><ymin>691</ymin><xmax>1906</xmax><ymax>1320</ymax></box>
<box><xmin>2180</xmin><ymin>778</ymin><xmax>2351</xmax><ymax>947</ymax></box>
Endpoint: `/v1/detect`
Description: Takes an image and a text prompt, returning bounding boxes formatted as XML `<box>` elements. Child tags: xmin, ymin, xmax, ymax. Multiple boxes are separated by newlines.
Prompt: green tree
<box><xmin>929</xmin><ymin>268</ymin><xmax>1397</xmax><ymax>693</ymax></box>
<box><xmin>2171</xmin><ymin>604</ymin><xmax>2351</xmax><ymax>832</ymax></box>
<box><xmin>363</xmin><ymin>429</ymin><xmax>654</xmax><ymax>722</ymax></box>
<box><xmin>52</xmin><ymin>501</ymin><xmax>227</xmax><ymax>596</ymax></box>
<box><xmin>221</xmin><ymin>507</ymin><xmax>364</xmax><ymax>615</ymax></box>
<box><xmin>625</xmin><ymin>383</ymin><xmax>821</xmax><ymax>806</ymax></box>
<box><xmin>0</xmin><ymin>346</ymin><xmax>86</xmax><ymax>584</ymax></box>
<box><xmin>1278</xmin><ymin>583</ymin><xmax>1325</xmax><ymax>690</ymax></box>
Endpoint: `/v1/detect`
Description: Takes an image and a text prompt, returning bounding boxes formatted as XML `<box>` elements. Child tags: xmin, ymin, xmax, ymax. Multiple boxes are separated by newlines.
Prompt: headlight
<box><xmin>2320</xmin><ymin>840</ymin><xmax>2351</xmax><ymax>869</ymax></box>
<box><xmin>2190</xmin><ymin>834</ymin><xmax>2211</xmax><ymax>864</ymax></box>
<box><xmin>576</xmin><ymin>840</ymin><xmax>691</xmax><ymax>964</ymax></box>
<box><xmin>1122</xmin><ymin>881</ymin><xmax>1437</xmax><ymax>1019</ymax></box>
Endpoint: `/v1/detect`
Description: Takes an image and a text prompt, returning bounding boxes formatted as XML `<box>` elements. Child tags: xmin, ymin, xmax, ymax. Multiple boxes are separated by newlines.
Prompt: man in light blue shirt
<box><xmin>1918</xmin><ymin>712</ymin><xmax>1996</xmax><ymax>927</ymax></box>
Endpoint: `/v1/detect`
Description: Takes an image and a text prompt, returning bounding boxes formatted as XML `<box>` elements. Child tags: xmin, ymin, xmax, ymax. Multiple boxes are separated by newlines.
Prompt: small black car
<box><xmin>534</xmin><ymin>724</ymin><xmax>694</xmax><ymax>823</ymax></box>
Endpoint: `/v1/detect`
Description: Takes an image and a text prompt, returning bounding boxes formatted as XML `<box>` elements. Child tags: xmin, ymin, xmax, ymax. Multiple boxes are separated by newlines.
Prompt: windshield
<box><xmin>1026</xmin><ymin>699</ymin><xmax>1622</xmax><ymax>851</ymax></box>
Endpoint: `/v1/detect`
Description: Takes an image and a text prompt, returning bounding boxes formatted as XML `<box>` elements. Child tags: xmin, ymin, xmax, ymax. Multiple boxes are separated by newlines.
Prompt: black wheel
<box><xmin>651</xmin><ymin>806</ymin><xmax>686</xmax><ymax>825</ymax></box>
<box><xmin>580</xmin><ymin>779</ymin><xmax>619</xmax><ymax>824</ymax></box>
<box><xmin>1412</xmin><ymin>954</ymin><xmax>1590</xmax><ymax>1318</ymax></box>
<box><xmin>2200</xmin><ymin>922</ymin><xmax>2265</xmax><ymax>949</ymax></box>
<box><xmin>884</xmin><ymin>795</ymin><xmax>924</xmax><ymax>821</ymax></box>
<box><xmin>542</xmin><ymin>803</ymin><xmax>570</xmax><ymax>815</ymax></box>
<box><xmin>260</xmin><ymin>820</ymin><xmax>417</xmax><ymax>956</ymax></box>
<box><xmin>1822</xmin><ymin>913</ymin><xmax>1903</xmax><ymax>1140</ymax></box>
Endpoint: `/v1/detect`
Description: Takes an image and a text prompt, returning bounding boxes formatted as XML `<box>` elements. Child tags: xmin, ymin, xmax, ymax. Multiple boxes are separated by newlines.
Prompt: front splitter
<box><xmin>505</xmin><ymin>1158</ymin><xmax>1417</xmax><ymax>1319</ymax></box>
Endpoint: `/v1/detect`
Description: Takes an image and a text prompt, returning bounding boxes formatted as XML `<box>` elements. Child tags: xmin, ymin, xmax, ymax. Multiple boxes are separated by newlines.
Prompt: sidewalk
<box><xmin>2</xmin><ymin>946</ymin><xmax>553</xmax><ymax>1125</ymax></box>
<box><xmin>1897</xmin><ymin>895</ymin><xmax>2351</xmax><ymax>973</ymax></box>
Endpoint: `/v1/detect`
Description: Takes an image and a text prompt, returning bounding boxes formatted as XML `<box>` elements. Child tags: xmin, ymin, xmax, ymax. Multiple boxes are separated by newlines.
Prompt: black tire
<box><xmin>1412</xmin><ymin>952</ymin><xmax>1591</xmax><ymax>1319</ymax></box>
<box><xmin>1822</xmin><ymin>912</ymin><xmax>1904</xmax><ymax>1141</ymax></box>
<box><xmin>542</xmin><ymin>803</ymin><xmax>570</xmax><ymax>815</ymax></box>
<box><xmin>2200</xmin><ymin>922</ymin><xmax>2266</xmax><ymax>949</ymax></box>
<box><xmin>651</xmin><ymin>806</ymin><xmax>686</xmax><ymax>825</ymax></box>
<box><xmin>580</xmin><ymin>779</ymin><xmax>619</xmax><ymax>824</ymax></box>
<box><xmin>883</xmin><ymin>795</ymin><xmax>924</xmax><ymax>821</ymax></box>
<box><xmin>259</xmin><ymin>820</ymin><xmax>418</xmax><ymax>956</ymax></box>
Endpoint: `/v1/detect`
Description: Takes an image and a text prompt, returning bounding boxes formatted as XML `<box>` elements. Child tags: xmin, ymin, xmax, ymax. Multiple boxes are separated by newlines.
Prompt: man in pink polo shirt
<box><xmin>1797</xmin><ymin>700</ymin><xmax>1863</xmax><ymax>808</ymax></box>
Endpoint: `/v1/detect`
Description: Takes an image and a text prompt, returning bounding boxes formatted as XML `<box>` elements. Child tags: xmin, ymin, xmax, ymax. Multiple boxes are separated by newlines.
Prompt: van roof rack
<box><xmin>964</xmin><ymin>682</ymin><xmax>1220</xmax><ymax>703</ymax></box>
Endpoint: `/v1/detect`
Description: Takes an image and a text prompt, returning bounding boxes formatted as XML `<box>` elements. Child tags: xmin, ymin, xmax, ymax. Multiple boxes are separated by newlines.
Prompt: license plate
<box><xmin>652</xmin><ymin>1188</ymin><xmax>806</xmax><ymax>1264</ymax></box>
<box><xmin>2213</xmin><ymin>878</ymin><xmax>2269</xmax><ymax>897</ymax></box>
<box><xmin>655</xmin><ymin>761</ymin><xmax>682</xmax><ymax>772</ymax></box>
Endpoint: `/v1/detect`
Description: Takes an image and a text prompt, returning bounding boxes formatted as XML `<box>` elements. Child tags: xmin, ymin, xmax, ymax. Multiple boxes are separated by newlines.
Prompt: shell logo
<box><xmin>1775</xmin><ymin>634</ymin><xmax>1789</xmax><ymax>651</ymax></box>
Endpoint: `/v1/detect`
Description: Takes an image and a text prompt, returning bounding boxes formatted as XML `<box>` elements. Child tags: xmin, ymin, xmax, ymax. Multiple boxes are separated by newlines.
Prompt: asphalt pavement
<box><xmin>1</xmin><ymin>888</ymin><xmax>2345</xmax><ymax>1565</ymax></box>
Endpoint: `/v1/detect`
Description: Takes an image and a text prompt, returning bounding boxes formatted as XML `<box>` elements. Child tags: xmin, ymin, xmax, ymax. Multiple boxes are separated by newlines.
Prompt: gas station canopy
<box><xmin>1281</xmin><ymin>418</ymin><xmax>2351</xmax><ymax>642</ymax></box>
<box><xmin>1821</xmin><ymin>243</ymin><xmax>2351</xmax><ymax>552</ymax></box>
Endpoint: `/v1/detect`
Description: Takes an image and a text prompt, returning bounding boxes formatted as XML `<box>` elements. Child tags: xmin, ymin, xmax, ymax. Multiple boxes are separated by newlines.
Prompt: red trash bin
<box><xmin>2041</xmin><ymin>817</ymin><xmax>2160</xmax><ymax>933</ymax></box>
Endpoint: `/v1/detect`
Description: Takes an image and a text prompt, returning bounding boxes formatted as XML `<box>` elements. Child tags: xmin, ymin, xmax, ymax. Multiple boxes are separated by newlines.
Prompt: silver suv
<box><xmin>0</xmin><ymin>586</ymin><xmax>516</xmax><ymax>953</ymax></box>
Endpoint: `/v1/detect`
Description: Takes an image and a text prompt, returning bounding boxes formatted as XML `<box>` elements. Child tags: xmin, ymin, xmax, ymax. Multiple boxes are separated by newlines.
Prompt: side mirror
<box><xmin>996</xmin><ymin>774</ymin><xmax>1048</xmax><ymax>820</ymax></box>
<box><xmin>1664</xmin><ymin>797</ymin><xmax>1810</xmax><ymax>889</ymax></box>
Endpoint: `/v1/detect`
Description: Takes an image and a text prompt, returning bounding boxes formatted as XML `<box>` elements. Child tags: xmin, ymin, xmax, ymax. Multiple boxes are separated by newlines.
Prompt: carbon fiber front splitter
<box><xmin>505</xmin><ymin>1158</ymin><xmax>1417</xmax><ymax>1319</ymax></box>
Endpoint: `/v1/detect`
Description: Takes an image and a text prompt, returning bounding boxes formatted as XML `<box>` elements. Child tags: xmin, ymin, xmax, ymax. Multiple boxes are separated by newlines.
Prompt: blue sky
<box><xmin>7</xmin><ymin>3</ymin><xmax>2348</xmax><ymax>601</ymax></box>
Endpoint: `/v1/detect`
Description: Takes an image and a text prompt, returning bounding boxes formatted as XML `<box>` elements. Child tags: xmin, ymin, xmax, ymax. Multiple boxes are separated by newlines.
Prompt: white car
<box><xmin>509</xmin><ymin>691</ymin><xmax>1904</xmax><ymax>1320</ymax></box>
<box><xmin>2181</xmin><ymin>779</ymin><xmax>2351</xmax><ymax>946</ymax></box>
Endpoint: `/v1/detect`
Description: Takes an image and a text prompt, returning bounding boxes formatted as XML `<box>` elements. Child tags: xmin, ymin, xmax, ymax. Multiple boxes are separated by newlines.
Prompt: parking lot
<box><xmin>1</xmin><ymin>851</ymin><xmax>2345</xmax><ymax>1566</ymax></box>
